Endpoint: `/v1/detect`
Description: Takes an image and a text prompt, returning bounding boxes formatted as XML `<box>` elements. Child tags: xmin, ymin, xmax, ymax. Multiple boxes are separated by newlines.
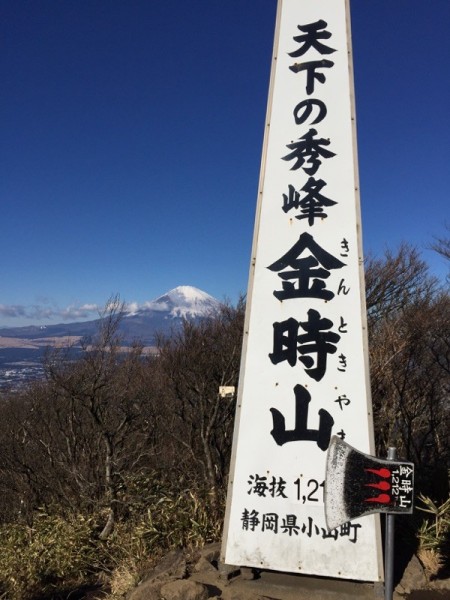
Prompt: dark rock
<box><xmin>127</xmin><ymin>580</ymin><xmax>163</xmax><ymax>600</ymax></box>
<box><xmin>192</xmin><ymin>556</ymin><xmax>218</xmax><ymax>574</ymax></box>
<box><xmin>142</xmin><ymin>549</ymin><xmax>187</xmax><ymax>583</ymax></box>
<box><xmin>160</xmin><ymin>579</ymin><xmax>208</xmax><ymax>600</ymax></box>
<box><xmin>395</xmin><ymin>554</ymin><xmax>428</xmax><ymax>596</ymax></box>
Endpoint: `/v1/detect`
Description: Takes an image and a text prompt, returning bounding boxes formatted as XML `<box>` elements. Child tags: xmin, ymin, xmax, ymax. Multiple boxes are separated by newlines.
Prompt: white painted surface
<box><xmin>222</xmin><ymin>0</ymin><xmax>383</xmax><ymax>581</ymax></box>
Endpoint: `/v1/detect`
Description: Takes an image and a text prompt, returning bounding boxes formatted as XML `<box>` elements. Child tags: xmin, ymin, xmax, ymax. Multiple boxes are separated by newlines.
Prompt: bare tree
<box><xmin>156</xmin><ymin>299</ymin><xmax>245</xmax><ymax>508</ymax></box>
<box><xmin>431</xmin><ymin>224</ymin><xmax>450</xmax><ymax>262</ymax></box>
<box><xmin>367</xmin><ymin>248</ymin><xmax>449</xmax><ymax>499</ymax></box>
<box><xmin>365</xmin><ymin>243</ymin><xmax>437</xmax><ymax>325</ymax></box>
<box><xmin>44</xmin><ymin>296</ymin><xmax>155</xmax><ymax>538</ymax></box>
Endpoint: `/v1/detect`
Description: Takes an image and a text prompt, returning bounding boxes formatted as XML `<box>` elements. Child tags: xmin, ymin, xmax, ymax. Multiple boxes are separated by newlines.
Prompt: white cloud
<box><xmin>125</xmin><ymin>301</ymin><xmax>139</xmax><ymax>315</ymax></box>
<box><xmin>59</xmin><ymin>304</ymin><xmax>101</xmax><ymax>320</ymax></box>
<box><xmin>142</xmin><ymin>300</ymin><xmax>169</xmax><ymax>312</ymax></box>
<box><xmin>0</xmin><ymin>302</ymin><xmax>101</xmax><ymax>323</ymax></box>
<box><xmin>79</xmin><ymin>303</ymin><xmax>99</xmax><ymax>312</ymax></box>
<box><xmin>0</xmin><ymin>294</ymin><xmax>187</xmax><ymax>325</ymax></box>
<box><xmin>0</xmin><ymin>304</ymin><xmax>27</xmax><ymax>318</ymax></box>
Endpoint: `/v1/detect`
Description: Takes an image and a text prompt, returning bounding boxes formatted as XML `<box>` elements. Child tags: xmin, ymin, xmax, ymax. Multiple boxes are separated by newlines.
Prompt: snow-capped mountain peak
<box><xmin>142</xmin><ymin>285</ymin><xmax>220</xmax><ymax>319</ymax></box>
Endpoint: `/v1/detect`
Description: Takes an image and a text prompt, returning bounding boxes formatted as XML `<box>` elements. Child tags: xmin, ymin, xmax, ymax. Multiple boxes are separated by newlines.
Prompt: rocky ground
<box><xmin>124</xmin><ymin>543</ymin><xmax>450</xmax><ymax>600</ymax></box>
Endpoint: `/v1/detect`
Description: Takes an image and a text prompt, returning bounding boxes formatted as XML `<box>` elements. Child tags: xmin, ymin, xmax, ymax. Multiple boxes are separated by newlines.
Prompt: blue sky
<box><xmin>1</xmin><ymin>0</ymin><xmax>449</xmax><ymax>327</ymax></box>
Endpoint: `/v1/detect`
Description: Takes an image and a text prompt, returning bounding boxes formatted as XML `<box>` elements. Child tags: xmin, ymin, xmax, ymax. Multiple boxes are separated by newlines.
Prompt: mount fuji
<box><xmin>119</xmin><ymin>286</ymin><xmax>221</xmax><ymax>344</ymax></box>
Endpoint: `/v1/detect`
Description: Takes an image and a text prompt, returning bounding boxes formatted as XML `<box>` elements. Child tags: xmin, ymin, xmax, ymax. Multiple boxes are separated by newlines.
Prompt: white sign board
<box><xmin>222</xmin><ymin>0</ymin><xmax>383</xmax><ymax>581</ymax></box>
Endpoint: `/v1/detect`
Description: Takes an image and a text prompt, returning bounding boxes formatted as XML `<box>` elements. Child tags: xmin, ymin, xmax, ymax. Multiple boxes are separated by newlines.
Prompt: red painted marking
<box><xmin>365</xmin><ymin>493</ymin><xmax>391</xmax><ymax>504</ymax></box>
<box><xmin>365</xmin><ymin>481</ymin><xmax>391</xmax><ymax>491</ymax></box>
<box><xmin>365</xmin><ymin>467</ymin><xmax>391</xmax><ymax>479</ymax></box>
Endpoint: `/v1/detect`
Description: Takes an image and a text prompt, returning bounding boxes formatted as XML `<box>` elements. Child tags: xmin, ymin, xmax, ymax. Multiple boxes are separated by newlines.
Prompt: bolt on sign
<box><xmin>221</xmin><ymin>0</ymin><xmax>383</xmax><ymax>581</ymax></box>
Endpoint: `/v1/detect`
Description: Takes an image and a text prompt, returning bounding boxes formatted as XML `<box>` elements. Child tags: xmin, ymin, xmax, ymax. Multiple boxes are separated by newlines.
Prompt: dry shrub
<box><xmin>418</xmin><ymin>548</ymin><xmax>444</xmax><ymax>578</ymax></box>
<box><xmin>0</xmin><ymin>471</ymin><xmax>224</xmax><ymax>600</ymax></box>
<box><xmin>0</xmin><ymin>512</ymin><xmax>99</xmax><ymax>599</ymax></box>
<box><xmin>108</xmin><ymin>563</ymin><xmax>140</xmax><ymax>597</ymax></box>
<box><xmin>417</xmin><ymin>494</ymin><xmax>450</xmax><ymax>578</ymax></box>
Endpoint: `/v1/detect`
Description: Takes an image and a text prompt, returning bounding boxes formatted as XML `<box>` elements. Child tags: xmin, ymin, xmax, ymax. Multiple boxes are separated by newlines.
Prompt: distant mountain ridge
<box><xmin>0</xmin><ymin>286</ymin><xmax>221</xmax><ymax>389</ymax></box>
<box><xmin>0</xmin><ymin>286</ymin><xmax>220</xmax><ymax>347</ymax></box>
